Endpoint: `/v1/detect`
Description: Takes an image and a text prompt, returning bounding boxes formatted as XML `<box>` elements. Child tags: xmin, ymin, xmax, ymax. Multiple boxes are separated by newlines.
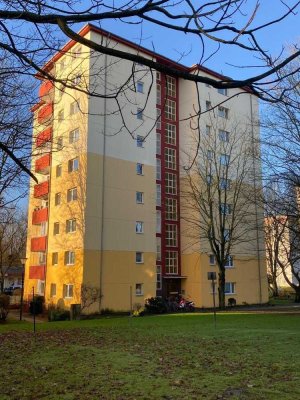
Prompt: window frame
<box><xmin>135</xmin><ymin>251</ymin><xmax>144</xmax><ymax>264</ymax></box>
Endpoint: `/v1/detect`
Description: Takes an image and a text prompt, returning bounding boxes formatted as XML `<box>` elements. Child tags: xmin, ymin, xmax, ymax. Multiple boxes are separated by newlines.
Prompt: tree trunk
<box><xmin>218</xmin><ymin>269</ymin><xmax>226</xmax><ymax>309</ymax></box>
<box><xmin>273</xmin><ymin>278</ymin><xmax>279</xmax><ymax>297</ymax></box>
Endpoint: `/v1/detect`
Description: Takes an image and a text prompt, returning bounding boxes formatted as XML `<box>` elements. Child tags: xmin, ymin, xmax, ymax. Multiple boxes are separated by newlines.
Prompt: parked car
<box><xmin>3</xmin><ymin>285</ymin><xmax>22</xmax><ymax>296</ymax></box>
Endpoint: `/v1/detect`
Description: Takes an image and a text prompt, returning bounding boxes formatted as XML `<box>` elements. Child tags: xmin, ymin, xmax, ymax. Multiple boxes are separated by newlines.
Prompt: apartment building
<box><xmin>24</xmin><ymin>24</ymin><xmax>268</xmax><ymax>311</ymax></box>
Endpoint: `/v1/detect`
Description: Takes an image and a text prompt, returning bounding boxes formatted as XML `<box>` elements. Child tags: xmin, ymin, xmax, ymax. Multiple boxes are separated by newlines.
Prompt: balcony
<box><xmin>36</xmin><ymin>127</ymin><xmax>52</xmax><ymax>147</ymax></box>
<box><xmin>32</xmin><ymin>207</ymin><xmax>48</xmax><ymax>225</ymax></box>
<box><xmin>38</xmin><ymin>103</ymin><xmax>53</xmax><ymax>124</ymax></box>
<box><xmin>39</xmin><ymin>81</ymin><xmax>54</xmax><ymax>98</ymax></box>
<box><xmin>29</xmin><ymin>265</ymin><xmax>46</xmax><ymax>280</ymax></box>
<box><xmin>34</xmin><ymin>181</ymin><xmax>49</xmax><ymax>199</ymax></box>
<box><xmin>31</xmin><ymin>236</ymin><xmax>47</xmax><ymax>252</ymax></box>
<box><xmin>35</xmin><ymin>154</ymin><xmax>50</xmax><ymax>174</ymax></box>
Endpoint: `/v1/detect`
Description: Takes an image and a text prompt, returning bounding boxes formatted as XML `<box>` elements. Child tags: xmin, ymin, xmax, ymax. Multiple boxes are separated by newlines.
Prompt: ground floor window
<box><xmin>63</xmin><ymin>284</ymin><xmax>74</xmax><ymax>298</ymax></box>
<box><xmin>135</xmin><ymin>283</ymin><xmax>143</xmax><ymax>296</ymax></box>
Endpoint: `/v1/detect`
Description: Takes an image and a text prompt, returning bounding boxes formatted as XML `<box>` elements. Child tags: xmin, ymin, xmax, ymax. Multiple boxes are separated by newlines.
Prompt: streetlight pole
<box><xmin>19</xmin><ymin>257</ymin><xmax>27</xmax><ymax>321</ymax></box>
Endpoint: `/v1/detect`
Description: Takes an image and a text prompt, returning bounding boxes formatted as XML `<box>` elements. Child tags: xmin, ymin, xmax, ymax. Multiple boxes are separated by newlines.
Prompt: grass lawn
<box><xmin>0</xmin><ymin>312</ymin><xmax>300</xmax><ymax>400</ymax></box>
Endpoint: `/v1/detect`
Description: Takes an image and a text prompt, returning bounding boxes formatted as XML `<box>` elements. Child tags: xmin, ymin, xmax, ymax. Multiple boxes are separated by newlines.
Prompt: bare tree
<box><xmin>181</xmin><ymin>119</ymin><xmax>261</xmax><ymax>309</ymax></box>
<box><xmin>0</xmin><ymin>209</ymin><xmax>27</xmax><ymax>293</ymax></box>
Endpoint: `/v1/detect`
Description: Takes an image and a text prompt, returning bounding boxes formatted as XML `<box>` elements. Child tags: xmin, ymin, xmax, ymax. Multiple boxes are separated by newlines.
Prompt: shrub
<box><xmin>145</xmin><ymin>297</ymin><xmax>167</xmax><ymax>314</ymax></box>
<box><xmin>0</xmin><ymin>294</ymin><xmax>10</xmax><ymax>321</ymax></box>
<box><xmin>48</xmin><ymin>304</ymin><xmax>70</xmax><ymax>322</ymax></box>
<box><xmin>29</xmin><ymin>296</ymin><xmax>44</xmax><ymax>315</ymax></box>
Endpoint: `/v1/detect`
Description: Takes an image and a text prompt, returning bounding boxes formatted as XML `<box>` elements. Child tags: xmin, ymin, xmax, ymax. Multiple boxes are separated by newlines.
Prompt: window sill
<box><xmin>135</xmin><ymin>294</ymin><xmax>144</xmax><ymax>296</ymax></box>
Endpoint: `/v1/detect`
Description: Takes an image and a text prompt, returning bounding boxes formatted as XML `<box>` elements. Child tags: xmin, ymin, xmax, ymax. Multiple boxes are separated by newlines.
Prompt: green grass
<box><xmin>1</xmin><ymin>313</ymin><xmax>300</xmax><ymax>399</ymax></box>
<box><xmin>269</xmin><ymin>296</ymin><xmax>295</xmax><ymax>305</ymax></box>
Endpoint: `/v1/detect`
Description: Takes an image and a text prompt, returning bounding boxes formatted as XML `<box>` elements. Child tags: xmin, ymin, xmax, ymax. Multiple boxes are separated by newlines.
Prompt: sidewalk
<box><xmin>8</xmin><ymin>309</ymin><xmax>48</xmax><ymax>323</ymax></box>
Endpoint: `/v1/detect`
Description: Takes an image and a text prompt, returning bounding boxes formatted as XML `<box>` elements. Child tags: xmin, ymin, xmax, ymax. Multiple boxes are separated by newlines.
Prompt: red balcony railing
<box><xmin>36</xmin><ymin>127</ymin><xmax>52</xmax><ymax>147</ymax></box>
<box><xmin>31</xmin><ymin>236</ymin><xmax>47</xmax><ymax>252</ymax></box>
<box><xmin>29</xmin><ymin>265</ymin><xmax>46</xmax><ymax>280</ymax></box>
<box><xmin>38</xmin><ymin>103</ymin><xmax>53</xmax><ymax>124</ymax></box>
<box><xmin>32</xmin><ymin>207</ymin><xmax>48</xmax><ymax>225</ymax></box>
<box><xmin>35</xmin><ymin>154</ymin><xmax>50</xmax><ymax>174</ymax></box>
<box><xmin>39</xmin><ymin>81</ymin><xmax>54</xmax><ymax>98</ymax></box>
<box><xmin>34</xmin><ymin>181</ymin><xmax>49</xmax><ymax>199</ymax></box>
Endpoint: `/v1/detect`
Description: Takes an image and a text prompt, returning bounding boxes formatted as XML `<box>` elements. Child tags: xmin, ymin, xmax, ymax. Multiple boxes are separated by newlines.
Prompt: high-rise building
<box><xmin>24</xmin><ymin>24</ymin><xmax>268</xmax><ymax>312</ymax></box>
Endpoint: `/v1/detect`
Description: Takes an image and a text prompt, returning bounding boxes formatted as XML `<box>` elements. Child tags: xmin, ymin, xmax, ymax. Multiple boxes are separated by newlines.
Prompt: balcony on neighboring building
<box><xmin>29</xmin><ymin>265</ymin><xmax>46</xmax><ymax>280</ymax></box>
<box><xmin>38</xmin><ymin>103</ymin><xmax>53</xmax><ymax>124</ymax></box>
<box><xmin>39</xmin><ymin>80</ymin><xmax>54</xmax><ymax>98</ymax></box>
<box><xmin>36</xmin><ymin>127</ymin><xmax>52</xmax><ymax>147</ymax></box>
<box><xmin>35</xmin><ymin>154</ymin><xmax>50</xmax><ymax>174</ymax></box>
<box><xmin>32</xmin><ymin>207</ymin><xmax>48</xmax><ymax>225</ymax></box>
<box><xmin>31</xmin><ymin>236</ymin><xmax>47</xmax><ymax>252</ymax></box>
<box><xmin>34</xmin><ymin>181</ymin><xmax>49</xmax><ymax>199</ymax></box>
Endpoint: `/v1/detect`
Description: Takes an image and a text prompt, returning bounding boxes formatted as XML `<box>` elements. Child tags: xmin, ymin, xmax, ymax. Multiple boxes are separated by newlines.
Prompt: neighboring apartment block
<box><xmin>24</xmin><ymin>24</ymin><xmax>268</xmax><ymax>311</ymax></box>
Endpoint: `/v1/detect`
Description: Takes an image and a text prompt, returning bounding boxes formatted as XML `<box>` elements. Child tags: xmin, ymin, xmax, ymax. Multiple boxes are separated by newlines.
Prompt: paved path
<box><xmin>8</xmin><ymin>309</ymin><xmax>47</xmax><ymax>323</ymax></box>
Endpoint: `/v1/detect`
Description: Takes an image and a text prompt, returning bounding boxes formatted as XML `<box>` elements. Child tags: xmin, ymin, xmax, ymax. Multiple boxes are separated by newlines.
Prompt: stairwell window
<box><xmin>156</xmin><ymin>184</ymin><xmax>161</xmax><ymax>206</ymax></box>
<box><xmin>56</xmin><ymin>164</ymin><xmax>62</xmax><ymax>178</ymax></box>
<box><xmin>52</xmin><ymin>252</ymin><xmax>58</xmax><ymax>265</ymax></box>
<box><xmin>55</xmin><ymin>193</ymin><xmax>61</xmax><ymax>206</ymax></box>
<box><xmin>166</xmin><ymin>76</ymin><xmax>176</xmax><ymax>97</ymax></box>
<box><xmin>136</xmin><ymin>135</ymin><xmax>144</xmax><ymax>148</ymax></box>
<box><xmin>218</xmin><ymin>106</ymin><xmax>229</xmax><ymax>119</ymax></box>
<box><xmin>156</xmin><ymin>210</ymin><xmax>161</xmax><ymax>233</ymax></box>
<box><xmin>165</xmin><ymin>172</ymin><xmax>177</xmax><ymax>195</ymax></box>
<box><xmin>166</xmin><ymin>123</ymin><xmax>176</xmax><ymax>145</ymax></box>
<box><xmin>63</xmin><ymin>284</ymin><xmax>74</xmax><ymax>298</ymax></box>
<box><xmin>136</xmin><ymin>221</ymin><xmax>144</xmax><ymax>234</ymax></box>
<box><xmin>165</xmin><ymin>147</ymin><xmax>176</xmax><ymax>170</ymax></box>
<box><xmin>50</xmin><ymin>283</ymin><xmax>56</xmax><ymax>297</ymax></box>
<box><xmin>58</xmin><ymin>110</ymin><xmax>64</xmax><ymax>122</ymax></box>
<box><xmin>166</xmin><ymin>251</ymin><xmax>178</xmax><ymax>274</ymax></box>
<box><xmin>165</xmin><ymin>198</ymin><xmax>177</xmax><ymax>221</ymax></box>
<box><xmin>137</xmin><ymin>108</ymin><xmax>143</xmax><ymax>120</ymax></box>
<box><xmin>66</xmin><ymin>219</ymin><xmax>76</xmax><ymax>233</ymax></box>
<box><xmin>156</xmin><ymin>133</ymin><xmax>161</xmax><ymax>155</ymax></box>
<box><xmin>156</xmin><ymin>159</ymin><xmax>161</xmax><ymax>180</ymax></box>
<box><xmin>53</xmin><ymin>222</ymin><xmax>60</xmax><ymax>235</ymax></box>
<box><xmin>135</xmin><ymin>283</ymin><xmax>143</xmax><ymax>296</ymax></box>
<box><xmin>165</xmin><ymin>99</ymin><xmax>176</xmax><ymax>121</ymax></box>
<box><xmin>135</xmin><ymin>252</ymin><xmax>144</xmax><ymax>264</ymax></box>
<box><xmin>65</xmin><ymin>251</ymin><xmax>75</xmax><ymax>265</ymax></box>
<box><xmin>166</xmin><ymin>224</ymin><xmax>177</xmax><ymax>247</ymax></box>
<box><xmin>57</xmin><ymin>136</ymin><xmax>63</xmax><ymax>150</ymax></box>
<box><xmin>67</xmin><ymin>187</ymin><xmax>77</xmax><ymax>202</ymax></box>
<box><xmin>68</xmin><ymin>157</ymin><xmax>79</xmax><ymax>172</ymax></box>
<box><xmin>136</xmin><ymin>163</ymin><xmax>143</xmax><ymax>175</ymax></box>
<box><xmin>137</xmin><ymin>81</ymin><xmax>144</xmax><ymax>93</ymax></box>
<box><xmin>156</xmin><ymin>238</ymin><xmax>161</xmax><ymax>262</ymax></box>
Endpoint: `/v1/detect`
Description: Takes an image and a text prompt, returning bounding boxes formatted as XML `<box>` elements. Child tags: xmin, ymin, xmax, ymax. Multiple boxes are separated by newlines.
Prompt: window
<box><xmin>156</xmin><ymin>159</ymin><xmax>161</xmax><ymax>180</ymax></box>
<box><xmin>206</xmin><ymin>101</ymin><xmax>212</xmax><ymax>111</ymax></box>
<box><xmin>156</xmin><ymin>84</ymin><xmax>161</xmax><ymax>105</ymax></box>
<box><xmin>156</xmin><ymin>238</ymin><xmax>161</xmax><ymax>262</ymax></box>
<box><xmin>220</xmin><ymin>154</ymin><xmax>230</xmax><ymax>166</ymax></box>
<box><xmin>72</xmin><ymin>75</ymin><xmax>81</xmax><ymax>86</ymax></box>
<box><xmin>220</xmin><ymin>203</ymin><xmax>232</xmax><ymax>215</ymax></box>
<box><xmin>68</xmin><ymin>157</ymin><xmax>79</xmax><ymax>172</ymax></box>
<box><xmin>137</xmin><ymin>108</ymin><xmax>143</xmax><ymax>120</ymax></box>
<box><xmin>165</xmin><ymin>99</ymin><xmax>176</xmax><ymax>120</ymax></box>
<box><xmin>166</xmin><ymin>123</ymin><xmax>176</xmax><ymax>145</ymax></box>
<box><xmin>225</xmin><ymin>282</ymin><xmax>235</xmax><ymax>294</ymax></box>
<box><xmin>224</xmin><ymin>229</ymin><xmax>230</xmax><ymax>241</ymax></box>
<box><xmin>72</xmin><ymin>46</ymin><xmax>82</xmax><ymax>58</ymax></box>
<box><xmin>166</xmin><ymin>224</ymin><xmax>177</xmax><ymax>247</ymax></box>
<box><xmin>156</xmin><ymin>108</ymin><xmax>161</xmax><ymax>130</ymax></box>
<box><xmin>135</xmin><ymin>283</ymin><xmax>143</xmax><ymax>296</ymax></box>
<box><xmin>218</xmin><ymin>88</ymin><xmax>228</xmax><ymax>96</ymax></box>
<box><xmin>59</xmin><ymin>59</ymin><xmax>66</xmax><ymax>71</ymax></box>
<box><xmin>137</xmin><ymin>81</ymin><xmax>144</xmax><ymax>93</ymax></box>
<box><xmin>57</xmin><ymin>136</ymin><xmax>63</xmax><ymax>150</ymax></box>
<box><xmin>63</xmin><ymin>284</ymin><xmax>74</xmax><ymax>298</ymax></box>
<box><xmin>69</xmin><ymin>128</ymin><xmax>79</xmax><ymax>143</ymax></box>
<box><xmin>206</xmin><ymin>175</ymin><xmax>213</xmax><ymax>185</ymax></box>
<box><xmin>52</xmin><ymin>252</ymin><xmax>58</xmax><ymax>265</ymax></box>
<box><xmin>50</xmin><ymin>283</ymin><xmax>56</xmax><ymax>297</ymax></box>
<box><xmin>136</xmin><ymin>163</ymin><xmax>143</xmax><ymax>175</ymax></box>
<box><xmin>53</xmin><ymin>222</ymin><xmax>60</xmax><ymax>235</ymax></box>
<box><xmin>39</xmin><ymin>252</ymin><xmax>46</xmax><ymax>265</ymax></box>
<box><xmin>37</xmin><ymin>280</ymin><xmax>45</xmax><ymax>295</ymax></box>
<box><xmin>156</xmin><ymin>133</ymin><xmax>161</xmax><ymax>155</ymax></box>
<box><xmin>165</xmin><ymin>172</ymin><xmax>177</xmax><ymax>195</ymax></box>
<box><xmin>65</xmin><ymin>251</ymin><xmax>75</xmax><ymax>265</ymax></box>
<box><xmin>135</xmin><ymin>252</ymin><xmax>144</xmax><ymax>263</ymax></box>
<box><xmin>225</xmin><ymin>255</ymin><xmax>234</xmax><ymax>268</ymax></box>
<box><xmin>156</xmin><ymin>266</ymin><xmax>162</xmax><ymax>290</ymax></box>
<box><xmin>156</xmin><ymin>210</ymin><xmax>161</xmax><ymax>233</ymax></box>
<box><xmin>136</xmin><ymin>135</ymin><xmax>144</xmax><ymax>148</ymax></box>
<box><xmin>166</xmin><ymin>251</ymin><xmax>178</xmax><ymax>274</ymax></box>
<box><xmin>67</xmin><ymin>187</ymin><xmax>77</xmax><ymax>202</ymax></box>
<box><xmin>58</xmin><ymin>110</ymin><xmax>64</xmax><ymax>122</ymax></box>
<box><xmin>218</xmin><ymin>106</ymin><xmax>229</xmax><ymax>119</ymax></box>
<box><xmin>166</xmin><ymin>76</ymin><xmax>176</xmax><ymax>97</ymax></box>
<box><xmin>219</xmin><ymin>130</ymin><xmax>229</xmax><ymax>142</ymax></box>
<box><xmin>55</xmin><ymin>193</ymin><xmax>61</xmax><ymax>206</ymax></box>
<box><xmin>40</xmin><ymin>221</ymin><xmax>47</xmax><ymax>236</ymax></box>
<box><xmin>165</xmin><ymin>198</ymin><xmax>177</xmax><ymax>221</ymax></box>
<box><xmin>156</xmin><ymin>71</ymin><xmax>161</xmax><ymax>81</ymax></box>
<box><xmin>56</xmin><ymin>164</ymin><xmax>62</xmax><ymax>178</ymax></box>
<box><xmin>209</xmin><ymin>254</ymin><xmax>216</xmax><ymax>265</ymax></box>
<box><xmin>156</xmin><ymin>184</ymin><xmax>161</xmax><ymax>206</ymax></box>
<box><xmin>206</xmin><ymin>125</ymin><xmax>211</xmax><ymax>135</ymax></box>
<box><xmin>136</xmin><ymin>221</ymin><xmax>144</xmax><ymax>234</ymax></box>
<box><xmin>207</xmin><ymin>150</ymin><xmax>214</xmax><ymax>161</ymax></box>
<box><xmin>66</xmin><ymin>219</ymin><xmax>76</xmax><ymax>233</ymax></box>
<box><xmin>165</xmin><ymin>147</ymin><xmax>176</xmax><ymax>170</ymax></box>
<box><xmin>70</xmin><ymin>100</ymin><xmax>80</xmax><ymax>115</ymax></box>
<box><xmin>136</xmin><ymin>192</ymin><xmax>144</xmax><ymax>204</ymax></box>
<box><xmin>220</xmin><ymin>178</ymin><xmax>231</xmax><ymax>190</ymax></box>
